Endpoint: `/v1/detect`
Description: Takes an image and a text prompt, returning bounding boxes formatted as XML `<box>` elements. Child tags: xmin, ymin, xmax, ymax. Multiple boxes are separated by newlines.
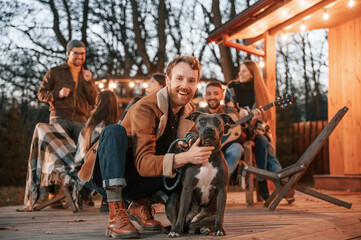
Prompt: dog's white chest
<box><xmin>195</xmin><ymin>161</ymin><xmax>218</xmax><ymax>205</ymax></box>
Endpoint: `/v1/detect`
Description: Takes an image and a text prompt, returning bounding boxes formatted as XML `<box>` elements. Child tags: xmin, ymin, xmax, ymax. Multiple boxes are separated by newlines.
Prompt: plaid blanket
<box><xmin>23</xmin><ymin>123</ymin><xmax>77</xmax><ymax>210</ymax></box>
<box><xmin>23</xmin><ymin>122</ymin><xmax>105</xmax><ymax>210</ymax></box>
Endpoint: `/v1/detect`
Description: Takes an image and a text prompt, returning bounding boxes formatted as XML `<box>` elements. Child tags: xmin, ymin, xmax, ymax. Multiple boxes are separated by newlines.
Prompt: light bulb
<box><xmin>143</xmin><ymin>82</ymin><xmax>148</xmax><ymax>88</ymax></box>
<box><xmin>300</xmin><ymin>23</ymin><xmax>307</xmax><ymax>31</ymax></box>
<box><xmin>348</xmin><ymin>0</ymin><xmax>355</xmax><ymax>7</ymax></box>
<box><xmin>109</xmin><ymin>82</ymin><xmax>117</xmax><ymax>89</ymax></box>
<box><xmin>323</xmin><ymin>11</ymin><xmax>329</xmax><ymax>20</ymax></box>
<box><xmin>98</xmin><ymin>83</ymin><xmax>104</xmax><ymax>89</ymax></box>
<box><xmin>259</xmin><ymin>58</ymin><xmax>265</xmax><ymax>68</ymax></box>
<box><xmin>199</xmin><ymin>101</ymin><xmax>207</xmax><ymax>108</ymax></box>
<box><xmin>129</xmin><ymin>82</ymin><xmax>135</xmax><ymax>88</ymax></box>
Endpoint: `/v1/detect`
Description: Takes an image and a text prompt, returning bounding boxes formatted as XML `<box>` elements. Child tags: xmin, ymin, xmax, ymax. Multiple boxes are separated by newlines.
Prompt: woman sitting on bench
<box><xmin>23</xmin><ymin>90</ymin><xmax>119</xmax><ymax>211</ymax></box>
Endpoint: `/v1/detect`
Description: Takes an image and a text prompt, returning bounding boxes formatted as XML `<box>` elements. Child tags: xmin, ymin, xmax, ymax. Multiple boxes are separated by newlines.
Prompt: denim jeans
<box><xmin>223</xmin><ymin>142</ymin><xmax>244</xmax><ymax>176</ymax></box>
<box><xmin>93</xmin><ymin>124</ymin><xmax>165</xmax><ymax>201</ymax></box>
<box><xmin>254</xmin><ymin>135</ymin><xmax>282</xmax><ymax>186</ymax></box>
<box><xmin>50</xmin><ymin>118</ymin><xmax>85</xmax><ymax>144</ymax></box>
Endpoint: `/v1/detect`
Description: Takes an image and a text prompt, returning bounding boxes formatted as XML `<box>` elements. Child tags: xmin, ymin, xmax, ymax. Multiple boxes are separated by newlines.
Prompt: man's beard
<box><xmin>208</xmin><ymin>100</ymin><xmax>220</xmax><ymax>110</ymax></box>
<box><xmin>168</xmin><ymin>85</ymin><xmax>194</xmax><ymax>107</ymax></box>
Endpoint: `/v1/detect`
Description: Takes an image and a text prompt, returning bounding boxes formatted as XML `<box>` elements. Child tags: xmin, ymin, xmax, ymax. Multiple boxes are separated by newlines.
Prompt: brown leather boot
<box><xmin>284</xmin><ymin>188</ymin><xmax>296</xmax><ymax>204</ymax></box>
<box><xmin>127</xmin><ymin>198</ymin><xmax>162</xmax><ymax>231</ymax></box>
<box><xmin>105</xmin><ymin>201</ymin><xmax>140</xmax><ymax>239</ymax></box>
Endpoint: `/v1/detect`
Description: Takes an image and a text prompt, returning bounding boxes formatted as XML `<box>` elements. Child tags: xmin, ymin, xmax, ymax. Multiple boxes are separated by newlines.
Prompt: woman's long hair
<box><xmin>83</xmin><ymin>90</ymin><xmax>119</xmax><ymax>151</ymax></box>
<box><xmin>242</xmin><ymin>60</ymin><xmax>272</xmax><ymax>122</ymax></box>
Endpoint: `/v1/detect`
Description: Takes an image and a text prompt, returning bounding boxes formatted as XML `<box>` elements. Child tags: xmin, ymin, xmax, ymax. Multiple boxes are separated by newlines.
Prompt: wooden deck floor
<box><xmin>1</xmin><ymin>189</ymin><xmax>361</xmax><ymax>239</ymax></box>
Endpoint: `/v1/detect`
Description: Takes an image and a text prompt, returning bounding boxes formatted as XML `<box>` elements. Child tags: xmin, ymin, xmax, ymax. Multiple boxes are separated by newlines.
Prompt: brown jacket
<box><xmin>38</xmin><ymin>62</ymin><xmax>97</xmax><ymax>122</ymax></box>
<box><xmin>121</xmin><ymin>87</ymin><xmax>195</xmax><ymax>178</ymax></box>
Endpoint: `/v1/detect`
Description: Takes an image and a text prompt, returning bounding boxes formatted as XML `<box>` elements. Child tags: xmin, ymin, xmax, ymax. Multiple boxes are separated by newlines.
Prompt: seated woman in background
<box><xmin>72</xmin><ymin>90</ymin><xmax>119</xmax><ymax>209</ymax></box>
<box><xmin>23</xmin><ymin>90</ymin><xmax>119</xmax><ymax>211</ymax></box>
<box><xmin>224</xmin><ymin>60</ymin><xmax>295</xmax><ymax>204</ymax></box>
<box><xmin>119</xmin><ymin>73</ymin><xmax>166</xmax><ymax>123</ymax></box>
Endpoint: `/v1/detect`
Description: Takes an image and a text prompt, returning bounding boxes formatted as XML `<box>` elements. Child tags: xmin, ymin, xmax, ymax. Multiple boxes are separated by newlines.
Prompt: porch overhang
<box><xmin>207</xmin><ymin>0</ymin><xmax>361</xmax><ymax>55</ymax></box>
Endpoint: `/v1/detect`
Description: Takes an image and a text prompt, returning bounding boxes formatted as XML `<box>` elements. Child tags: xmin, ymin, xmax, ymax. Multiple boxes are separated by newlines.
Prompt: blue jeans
<box><xmin>93</xmin><ymin>124</ymin><xmax>165</xmax><ymax>201</ymax></box>
<box><xmin>223</xmin><ymin>142</ymin><xmax>244</xmax><ymax>176</ymax></box>
<box><xmin>254</xmin><ymin>135</ymin><xmax>282</xmax><ymax>186</ymax></box>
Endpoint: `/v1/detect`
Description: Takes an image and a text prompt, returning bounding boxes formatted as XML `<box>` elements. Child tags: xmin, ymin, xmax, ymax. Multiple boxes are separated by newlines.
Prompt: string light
<box><xmin>323</xmin><ymin>9</ymin><xmax>329</xmax><ymax>20</ymax></box>
<box><xmin>143</xmin><ymin>82</ymin><xmax>148</xmax><ymax>88</ymax></box>
<box><xmin>259</xmin><ymin>57</ymin><xmax>265</xmax><ymax>68</ymax></box>
<box><xmin>199</xmin><ymin>101</ymin><xmax>207</xmax><ymax>108</ymax></box>
<box><xmin>348</xmin><ymin>0</ymin><xmax>355</xmax><ymax>7</ymax></box>
<box><xmin>129</xmin><ymin>82</ymin><xmax>135</xmax><ymax>88</ymax></box>
<box><xmin>300</xmin><ymin>21</ymin><xmax>307</xmax><ymax>31</ymax></box>
<box><xmin>98</xmin><ymin>83</ymin><xmax>104</xmax><ymax>89</ymax></box>
<box><xmin>109</xmin><ymin>82</ymin><xmax>117</xmax><ymax>89</ymax></box>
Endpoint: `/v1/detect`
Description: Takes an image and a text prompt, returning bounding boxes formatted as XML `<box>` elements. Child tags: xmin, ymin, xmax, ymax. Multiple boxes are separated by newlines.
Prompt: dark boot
<box><xmin>127</xmin><ymin>197</ymin><xmax>162</xmax><ymax>231</ymax></box>
<box><xmin>100</xmin><ymin>197</ymin><xmax>109</xmax><ymax>212</ymax></box>
<box><xmin>258</xmin><ymin>180</ymin><xmax>270</xmax><ymax>201</ymax></box>
<box><xmin>284</xmin><ymin>188</ymin><xmax>295</xmax><ymax>204</ymax></box>
<box><xmin>105</xmin><ymin>201</ymin><xmax>140</xmax><ymax>239</ymax></box>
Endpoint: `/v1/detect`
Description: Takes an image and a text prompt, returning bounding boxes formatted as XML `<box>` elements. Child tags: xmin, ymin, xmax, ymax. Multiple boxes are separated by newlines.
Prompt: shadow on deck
<box><xmin>1</xmin><ymin>189</ymin><xmax>361</xmax><ymax>239</ymax></box>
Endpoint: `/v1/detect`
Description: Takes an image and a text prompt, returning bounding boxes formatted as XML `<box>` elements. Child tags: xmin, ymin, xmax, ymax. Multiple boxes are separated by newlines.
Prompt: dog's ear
<box><xmin>186</xmin><ymin>111</ymin><xmax>202</xmax><ymax>122</ymax></box>
<box><xmin>220</xmin><ymin>114</ymin><xmax>236</xmax><ymax>125</ymax></box>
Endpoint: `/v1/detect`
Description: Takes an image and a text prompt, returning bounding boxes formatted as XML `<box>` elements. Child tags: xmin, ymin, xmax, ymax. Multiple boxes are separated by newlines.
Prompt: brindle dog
<box><xmin>166</xmin><ymin>112</ymin><xmax>235</xmax><ymax>238</ymax></box>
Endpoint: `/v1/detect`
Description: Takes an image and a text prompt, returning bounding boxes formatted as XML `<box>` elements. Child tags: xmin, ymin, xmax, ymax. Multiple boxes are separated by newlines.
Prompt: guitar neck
<box><xmin>262</xmin><ymin>102</ymin><xmax>275</xmax><ymax>111</ymax></box>
<box><xmin>234</xmin><ymin>101</ymin><xmax>275</xmax><ymax>126</ymax></box>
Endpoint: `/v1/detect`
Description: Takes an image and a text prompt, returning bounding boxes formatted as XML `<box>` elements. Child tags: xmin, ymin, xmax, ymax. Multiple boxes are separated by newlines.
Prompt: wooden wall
<box><xmin>292</xmin><ymin>121</ymin><xmax>329</xmax><ymax>182</ymax></box>
<box><xmin>328</xmin><ymin>15</ymin><xmax>361</xmax><ymax>175</ymax></box>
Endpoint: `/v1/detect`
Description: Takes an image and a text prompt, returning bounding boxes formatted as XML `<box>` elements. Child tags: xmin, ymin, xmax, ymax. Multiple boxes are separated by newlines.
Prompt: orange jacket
<box><xmin>121</xmin><ymin>87</ymin><xmax>195</xmax><ymax>177</ymax></box>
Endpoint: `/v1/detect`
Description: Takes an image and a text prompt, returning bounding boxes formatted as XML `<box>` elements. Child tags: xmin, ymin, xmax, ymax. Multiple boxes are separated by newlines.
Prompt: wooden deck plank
<box><xmin>1</xmin><ymin>190</ymin><xmax>360</xmax><ymax>239</ymax></box>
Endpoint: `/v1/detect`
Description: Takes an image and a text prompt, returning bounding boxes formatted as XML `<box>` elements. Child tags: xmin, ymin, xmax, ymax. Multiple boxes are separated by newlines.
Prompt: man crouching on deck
<box><xmin>87</xmin><ymin>56</ymin><xmax>215</xmax><ymax>239</ymax></box>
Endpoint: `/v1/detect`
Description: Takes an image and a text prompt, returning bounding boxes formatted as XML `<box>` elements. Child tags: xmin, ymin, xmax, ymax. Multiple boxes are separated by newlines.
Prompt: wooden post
<box><xmin>264</xmin><ymin>31</ymin><xmax>276</xmax><ymax>146</ymax></box>
<box><xmin>244</xmin><ymin>141</ymin><xmax>254</xmax><ymax>206</ymax></box>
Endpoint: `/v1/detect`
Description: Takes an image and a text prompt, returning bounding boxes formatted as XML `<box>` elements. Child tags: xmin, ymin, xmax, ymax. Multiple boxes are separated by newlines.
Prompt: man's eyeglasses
<box><xmin>70</xmin><ymin>51</ymin><xmax>86</xmax><ymax>56</ymax></box>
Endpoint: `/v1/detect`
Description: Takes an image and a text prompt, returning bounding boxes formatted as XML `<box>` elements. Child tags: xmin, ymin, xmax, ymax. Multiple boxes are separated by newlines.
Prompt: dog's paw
<box><xmin>162</xmin><ymin>225</ymin><xmax>171</xmax><ymax>234</ymax></box>
<box><xmin>214</xmin><ymin>228</ymin><xmax>226</xmax><ymax>236</ymax></box>
<box><xmin>167</xmin><ymin>231</ymin><xmax>180</xmax><ymax>238</ymax></box>
<box><xmin>199</xmin><ymin>227</ymin><xmax>210</xmax><ymax>235</ymax></box>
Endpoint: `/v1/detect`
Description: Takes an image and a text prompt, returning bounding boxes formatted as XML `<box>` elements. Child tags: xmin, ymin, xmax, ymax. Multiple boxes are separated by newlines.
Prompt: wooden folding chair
<box><xmin>242</xmin><ymin>140</ymin><xmax>262</xmax><ymax>205</ymax></box>
<box><xmin>243</xmin><ymin>106</ymin><xmax>352</xmax><ymax>211</ymax></box>
<box><xmin>33</xmin><ymin>185</ymin><xmax>78</xmax><ymax>213</ymax></box>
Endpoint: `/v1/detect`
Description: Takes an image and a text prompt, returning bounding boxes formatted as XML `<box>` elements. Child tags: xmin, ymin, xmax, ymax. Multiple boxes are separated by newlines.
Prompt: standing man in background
<box><xmin>38</xmin><ymin>40</ymin><xmax>98</xmax><ymax>143</ymax></box>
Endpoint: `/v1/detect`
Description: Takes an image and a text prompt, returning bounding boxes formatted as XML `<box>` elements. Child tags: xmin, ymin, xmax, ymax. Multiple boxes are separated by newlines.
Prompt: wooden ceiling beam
<box><xmin>269</xmin><ymin>0</ymin><xmax>338</xmax><ymax>35</ymax></box>
<box><xmin>244</xmin><ymin>34</ymin><xmax>265</xmax><ymax>47</ymax></box>
<box><xmin>222</xmin><ymin>34</ymin><xmax>265</xmax><ymax>57</ymax></box>
<box><xmin>206</xmin><ymin>0</ymin><xmax>278</xmax><ymax>44</ymax></box>
<box><xmin>231</xmin><ymin>0</ymin><xmax>294</xmax><ymax>40</ymax></box>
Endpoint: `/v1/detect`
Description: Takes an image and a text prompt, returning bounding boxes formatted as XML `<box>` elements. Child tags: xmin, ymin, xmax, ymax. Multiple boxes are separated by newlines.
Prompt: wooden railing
<box><xmin>292</xmin><ymin>120</ymin><xmax>329</xmax><ymax>182</ymax></box>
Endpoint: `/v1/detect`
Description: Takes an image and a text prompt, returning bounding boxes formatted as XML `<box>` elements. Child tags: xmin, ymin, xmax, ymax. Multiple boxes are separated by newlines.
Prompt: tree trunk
<box><xmin>212</xmin><ymin>0</ymin><xmax>237</xmax><ymax>82</ymax></box>
<box><xmin>155</xmin><ymin>0</ymin><xmax>166</xmax><ymax>72</ymax></box>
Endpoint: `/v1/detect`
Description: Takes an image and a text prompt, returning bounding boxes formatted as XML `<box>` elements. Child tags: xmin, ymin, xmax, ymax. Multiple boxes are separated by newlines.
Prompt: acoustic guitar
<box><xmin>221</xmin><ymin>94</ymin><xmax>293</xmax><ymax>148</ymax></box>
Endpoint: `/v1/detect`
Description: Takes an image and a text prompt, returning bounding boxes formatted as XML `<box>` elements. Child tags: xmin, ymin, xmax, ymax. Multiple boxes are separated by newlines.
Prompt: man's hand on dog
<box><xmin>173</xmin><ymin>138</ymin><xmax>214</xmax><ymax>169</ymax></box>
